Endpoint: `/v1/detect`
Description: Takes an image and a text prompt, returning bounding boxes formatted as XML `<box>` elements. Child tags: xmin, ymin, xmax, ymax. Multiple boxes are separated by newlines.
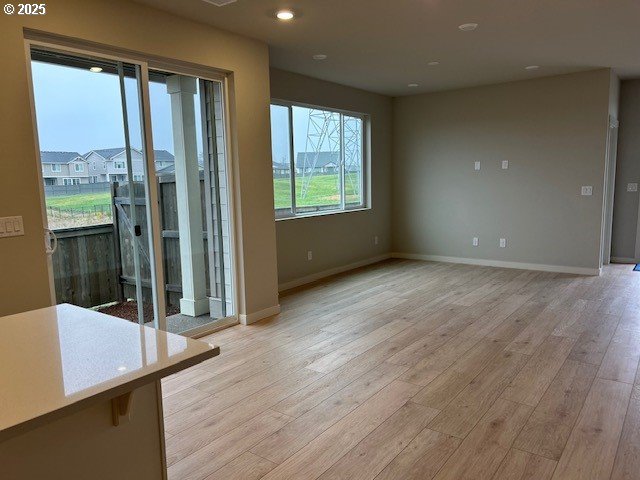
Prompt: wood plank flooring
<box><xmin>162</xmin><ymin>259</ymin><xmax>640</xmax><ymax>480</ymax></box>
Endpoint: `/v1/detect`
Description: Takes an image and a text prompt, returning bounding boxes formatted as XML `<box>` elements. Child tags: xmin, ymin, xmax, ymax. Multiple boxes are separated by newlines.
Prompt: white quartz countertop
<box><xmin>0</xmin><ymin>304</ymin><xmax>219</xmax><ymax>441</ymax></box>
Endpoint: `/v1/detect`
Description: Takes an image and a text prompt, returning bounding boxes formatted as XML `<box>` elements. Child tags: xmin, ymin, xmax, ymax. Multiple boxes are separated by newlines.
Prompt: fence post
<box><xmin>111</xmin><ymin>182</ymin><xmax>125</xmax><ymax>302</ymax></box>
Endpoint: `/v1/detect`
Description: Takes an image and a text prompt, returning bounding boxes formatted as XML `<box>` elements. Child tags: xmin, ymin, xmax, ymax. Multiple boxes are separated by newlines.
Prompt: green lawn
<box><xmin>45</xmin><ymin>175</ymin><xmax>360</xmax><ymax>213</ymax></box>
<box><xmin>46</xmin><ymin>192</ymin><xmax>112</xmax><ymax>211</ymax></box>
<box><xmin>274</xmin><ymin>173</ymin><xmax>361</xmax><ymax>209</ymax></box>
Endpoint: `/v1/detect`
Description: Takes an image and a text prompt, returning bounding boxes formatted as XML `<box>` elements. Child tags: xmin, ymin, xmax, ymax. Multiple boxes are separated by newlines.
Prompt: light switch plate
<box><xmin>499</xmin><ymin>238</ymin><xmax>506</xmax><ymax>248</ymax></box>
<box><xmin>474</xmin><ymin>161</ymin><xmax>481</xmax><ymax>171</ymax></box>
<box><xmin>581</xmin><ymin>186</ymin><xmax>593</xmax><ymax>196</ymax></box>
<box><xmin>472</xmin><ymin>237</ymin><xmax>479</xmax><ymax>247</ymax></box>
<box><xmin>501</xmin><ymin>160</ymin><xmax>509</xmax><ymax>170</ymax></box>
<box><xmin>0</xmin><ymin>216</ymin><xmax>24</xmax><ymax>238</ymax></box>
<box><xmin>628</xmin><ymin>183</ymin><xmax>638</xmax><ymax>192</ymax></box>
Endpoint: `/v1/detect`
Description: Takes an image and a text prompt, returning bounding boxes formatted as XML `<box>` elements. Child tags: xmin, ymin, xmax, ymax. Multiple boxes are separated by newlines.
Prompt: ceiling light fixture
<box><xmin>313</xmin><ymin>54</ymin><xmax>328</xmax><ymax>61</ymax></box>
<box><xmin>408</xmin><ymin>83</ymin><xmax>419</xmax><ymax>88</ymax></box>
<box><xmin>276</xmin><ymin>9</ymin><xmax>294</xmax><ymax>20</ymax></box>
<box><xmin>525</xmin><ymin>65</ymin><xmax>540</xmax><ymax>70</ymax></box>
<box><xmin>427</xmin><ymin>61</ymin><xmax>440</xmax><ymax>66</ymax></box>
<box><xmin>458</xmin><ymin>23</ymin><xmax>478</xmax><ymax>31</ymax></box>
<box><xmin>89</xmin><ymin>67</ymin><xmax>103</xmax><ymax>73</ymax></box>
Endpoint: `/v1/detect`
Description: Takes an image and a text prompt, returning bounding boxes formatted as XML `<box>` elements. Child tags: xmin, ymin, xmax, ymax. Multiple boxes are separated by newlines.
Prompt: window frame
<box><xmin>51</xmin><ymin>163</ymin><xmax>61</xmax><ymax>172</ymax></box>
<box><xmin>74</xmin><ymin>162</ymin><xmax>84</xmax><ymax>172</ymax></box>
<box><xmin>270</xmin><ymin>99</ymin><xmax>369</xmax><ymax>220</ymax></box>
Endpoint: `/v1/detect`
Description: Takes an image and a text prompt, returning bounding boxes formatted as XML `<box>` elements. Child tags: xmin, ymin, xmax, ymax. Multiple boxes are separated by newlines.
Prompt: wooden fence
<box><xmin>52</xmin><ymin>225</ymin><xmax>121</xmax><ymax>307</ymax></box>
<box><xmin>113</xmin><ymin>177</ymin><xmax>216</xmax><ymax>308</ymax></box>
<box><xmin>52</xmin><ymin>175</ymin><xmax>228</xmax><ymax>311</ymax></box>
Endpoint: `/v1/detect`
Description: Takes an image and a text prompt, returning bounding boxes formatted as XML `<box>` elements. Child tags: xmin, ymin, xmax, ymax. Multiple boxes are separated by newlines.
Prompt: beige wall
<box><xmin>612</xmin><ymin>80</ymin><xmax>640</xmax><ymax>261</ymax></box>
<box><xmin>269</xmin><ymin>69</ymin><xmax>393</xmax><ymax>288</ymax></box>
<box><xmin>392</xmin><ymin>69</ymin><xmax>612</xmax><ymax>272</ymax></box>
<box><xmin>0</xmin><ymin>0</ymin><xmax>279</xmax><ymax>317</ymax></box>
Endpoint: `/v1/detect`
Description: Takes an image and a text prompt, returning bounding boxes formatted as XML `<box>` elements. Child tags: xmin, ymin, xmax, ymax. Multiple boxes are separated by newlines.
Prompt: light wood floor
<box><xmin>162</xmin><ymin>259</ymin><xmax>640</xmax><ymax>480</ymax></box>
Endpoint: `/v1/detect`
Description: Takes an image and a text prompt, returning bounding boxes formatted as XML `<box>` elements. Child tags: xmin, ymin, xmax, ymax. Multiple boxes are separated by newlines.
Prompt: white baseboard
<box><xmin>278</xmin><ymin>254</ymin><xmax>392</xmax><ymax>292</ymax></box>
<box><xmin>611</xmin><ymin>256</ymin><xmax>637</xmax><ymax>264</ymax></box>
<box><xmin>391</xmin><ymin>252</ymin><xmax>600</xmax><ymax>276</ymax></box>
<box><xmin>239</xmin><ymin>304</ymin><xmax>281</xmax><ymax>325</ymax></box>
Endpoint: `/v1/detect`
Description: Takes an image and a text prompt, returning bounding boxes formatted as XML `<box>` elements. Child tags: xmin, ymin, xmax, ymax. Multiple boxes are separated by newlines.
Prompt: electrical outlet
<box><xmin>472</xmin><ymin>237</ymin><xmax>479</xmax><ymax>247</ymax></box>
<box><xmin>581</xmin><ymin>186</ymin><xmax>593</xmax><ymax>196</ymax></box>
<box><xmin>474</xmin><ymin>161</ymin><xmax>481</xmax><ymax>171</ymax></box>
<box><xmin>307</xmin><ymin>250</ymin><xmax>313</xmax><ymax>261</ymax></box>
<box><xmin>374</xmin><ymin>235</ymin><xmax>379</xmax><ymax>245</ymax></box>
<box><xmin>499</xmin><ymin>238</ymin><xmax>506</xmax><ymax>248</ymax></box>
<box><xmin>628</xmin><ymin>183</ymin><xmax>638</xmax><ymax>192</ymax></box>
<box><xmin>501</xmin><ymin>160</ymin><xmax>509</xmax><ymax>170</ymax></box>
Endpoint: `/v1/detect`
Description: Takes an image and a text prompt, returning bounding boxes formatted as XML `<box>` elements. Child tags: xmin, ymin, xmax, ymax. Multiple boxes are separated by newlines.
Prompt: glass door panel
<box><xmin>30</xmin><ymin>48</ymin><xmax>160</xmax><ymax>326</ymax></box>
<box><xmin>147</xmin><ymin>70</ymin><xmax>235</xmax><ymax>334</ymax></box>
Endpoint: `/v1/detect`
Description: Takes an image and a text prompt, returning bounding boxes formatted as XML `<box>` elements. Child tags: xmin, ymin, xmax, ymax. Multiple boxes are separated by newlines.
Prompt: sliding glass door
<box><xmin>145</xmin><ymin>69</ymin><xmax>235</xmax><ymax>334</ymax></box>
<box><xmin>28</xmin><ymin>45</ymin><xmax>235</xmax><ymax>334</ymax></box>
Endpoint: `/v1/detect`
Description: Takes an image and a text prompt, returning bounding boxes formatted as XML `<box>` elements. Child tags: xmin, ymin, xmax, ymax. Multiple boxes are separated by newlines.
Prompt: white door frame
<box><xmin>602</xmin><ymin>115</ymin><xmax>619</xmax><ymax>265</ymax></box>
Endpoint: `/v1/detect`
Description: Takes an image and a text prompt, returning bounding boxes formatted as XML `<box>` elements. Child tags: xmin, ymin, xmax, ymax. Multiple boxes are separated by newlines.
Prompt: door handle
<box><xmin>45</xmin><ymin>228</ymin><xmax>58</xmax><ymax>255</ymax></box>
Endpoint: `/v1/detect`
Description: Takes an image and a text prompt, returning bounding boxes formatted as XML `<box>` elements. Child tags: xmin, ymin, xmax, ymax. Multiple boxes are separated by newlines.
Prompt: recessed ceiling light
<box><xmin>525</xmin><ymin>65</ymin><xmax>540</xmax><ymax>70</ymax></box>
<box><xmin>89</xmin><ymin>67</ymin><xmax>103</xmax><ymax>73</ymax></box>
<box><xmin>117</xmin><ymin>366</ymin><xmax>127</xmax><ymax>372</ymax></box>
<box><xmin>313</xmin><ymin>54</ymin><xmax>328</xmax><ymax>61</ymax></box>
<box><xmin>408</xmin><ymin>83</ymin><xmax>419</xmax><ymax>88</ymax></box>
<box><xmin>458</xmin><ymin>23</ymin><xmax>478</xmax><ymax>31</ymax></box>
<box><xmin>427</xmin><ymin>61</ymin><xmax>440</xmax><ymax>66</ymax></box>
<box><xmin>276</xmin><ymin>9</ymin><xmax>294</xmax><ymax>20</ymax></box>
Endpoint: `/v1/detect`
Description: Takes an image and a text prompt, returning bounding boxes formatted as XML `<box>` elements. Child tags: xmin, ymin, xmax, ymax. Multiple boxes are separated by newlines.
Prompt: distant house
<box><xmin>290</xmin><ymin>151</ymin><xmax>363</xmax><ymax>176</ymax></box>
<box><xmin>272</xmin><ymin>160</ymin><xmax>290</xmax><ymax>177</ymax></box>
<box><xmin>82</xmin><ymin>147</ymin><xmax>175</xmax><ymax>183</ymax></box>
<box><xmin>40</xmin><ymin>151</ymin><xmax>90</xmax><ymax>186</ymax></box>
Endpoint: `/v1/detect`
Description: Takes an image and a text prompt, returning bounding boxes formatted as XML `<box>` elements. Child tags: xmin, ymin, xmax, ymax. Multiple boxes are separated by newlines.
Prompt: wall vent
<box><xmin>202</xmin><ymin>0</ymin><xmax>237</xmax><ymax>6</ymax></box>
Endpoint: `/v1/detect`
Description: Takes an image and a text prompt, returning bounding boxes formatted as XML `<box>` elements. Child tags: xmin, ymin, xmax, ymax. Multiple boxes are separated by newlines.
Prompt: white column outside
<box><xmin>167</xmin><ymin>75</ymin><xmax>209</xmax><ymax>317</ymax></box>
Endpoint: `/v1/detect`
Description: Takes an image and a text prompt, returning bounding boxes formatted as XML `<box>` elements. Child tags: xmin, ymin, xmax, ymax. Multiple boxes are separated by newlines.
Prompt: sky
<box><xmin>31</xmin><ymin>60</ymin><xmax>346</xmax><ymax>165</ymax></box>
<box><xmin>31</xmin><ymin>61</ymin><xmax>204</xmax><ymax>156</ymax></box>
<box><xmin>270</xmin><ymin>105</ymin><xmax>342</xmax><ymax>166</ymax></box>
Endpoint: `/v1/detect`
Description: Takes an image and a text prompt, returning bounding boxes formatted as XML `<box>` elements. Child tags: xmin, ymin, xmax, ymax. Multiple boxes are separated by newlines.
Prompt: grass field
<box><xmin>46</xmin><ymin>192</ymin><xmax>112</xmax><ymax>211</ymax></box>
<box><xmin>44</xmin><ymin>173</ymin><xmax>361</xmax><ymax>214</ymax></box>
<box><xmin>274</xmin><ymin>173</ymin><xmax>361</xmax><ymax>209</ymax></box>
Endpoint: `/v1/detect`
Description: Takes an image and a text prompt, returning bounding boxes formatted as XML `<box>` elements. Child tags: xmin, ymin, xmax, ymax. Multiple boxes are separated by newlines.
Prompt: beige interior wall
<box><xmin>392</xmin><ymin>69</ymin><xmax>612</xmax><ymax>271</ymax></box>
<box><xmin>0</xmin><ymin>0</ymin><xmax>279</xmax><ymax>317</ymax></box>
<box><xmin>269</xmin><ymin>69</ymin><xmax>393</xmax><ymax>287</ymax></box>
<box><xmin>612</xmin><ymin>80</ymin><xmax>640</xmax><ymax>261</ymax></box>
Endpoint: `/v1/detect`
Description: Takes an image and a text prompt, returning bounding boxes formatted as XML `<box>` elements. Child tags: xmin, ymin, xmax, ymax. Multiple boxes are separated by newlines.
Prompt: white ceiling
<box><xmin>134</xmin><ymin>0</ymin><xmax>640</xmax><ymax>96</ymax></box>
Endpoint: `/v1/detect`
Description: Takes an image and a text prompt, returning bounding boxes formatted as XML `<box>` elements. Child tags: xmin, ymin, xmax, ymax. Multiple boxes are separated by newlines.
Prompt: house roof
<box><xmin>40</xmin><ymin>151</ymin><xmax>83</xmax><ymax>164</ymax></box>
<box><xmin>153</xmin><ymin>150</ymin><xmax>175</xmax><ymax>161</ymax></box>
<box><xmin>156</xmin><ymin>160</ymin><xmax>204</xmax><ymax>176</ymax></box>
<box><xmin>272</xmin><ymin>161</ymin><xmax>290</xmax><ymax>170</ymax></box>
<box><xmin>84</xmin><ymin>147</ymin><xmax>175</xmax><ymax>162</ymax></box>
<box><xmin>296</xmin><ymin>152</ymin><xmax>340</xmax><ymax>169</ymax></box>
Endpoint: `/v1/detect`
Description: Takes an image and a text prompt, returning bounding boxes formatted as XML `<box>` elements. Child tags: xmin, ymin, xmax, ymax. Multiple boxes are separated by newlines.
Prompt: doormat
<box><xmin>634</xmin><ymin>264</ymin><xmax>640</xmax><ymax>272</ymax></box>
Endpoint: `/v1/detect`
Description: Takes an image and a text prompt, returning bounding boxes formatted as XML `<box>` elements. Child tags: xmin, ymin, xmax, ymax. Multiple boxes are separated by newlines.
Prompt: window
<box><xmin>114</xmin><ymin>161</ymin><xmax>125</xmax><ymax>169</ymax></box>
<box><xmin>62</xmin><ymin>178</ymin><xmax>80</xmax><ymax>186</ymax></box>
<box><xmin>51</xmin><ymin>163</ymin><xmax>61</xmax><ymax>172</ymax></box>
<box><xmin>92</xmin><ymin>162</ymin><xmax>96</xmax><ymax>170</ymax></box>
<box><xmin>270</xmin><ymin>102</ymin><xmax>367</xmax><ymax>218</ymax></box>
<box><xmin>133</xmin><ymin>174</ymin><xmax>143</xmax><ymax>181</ymax></box>
<box><xmin>74</xmin><ymin>163</ymin><xmax>84</xmax><ymax>172</ymax></box>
